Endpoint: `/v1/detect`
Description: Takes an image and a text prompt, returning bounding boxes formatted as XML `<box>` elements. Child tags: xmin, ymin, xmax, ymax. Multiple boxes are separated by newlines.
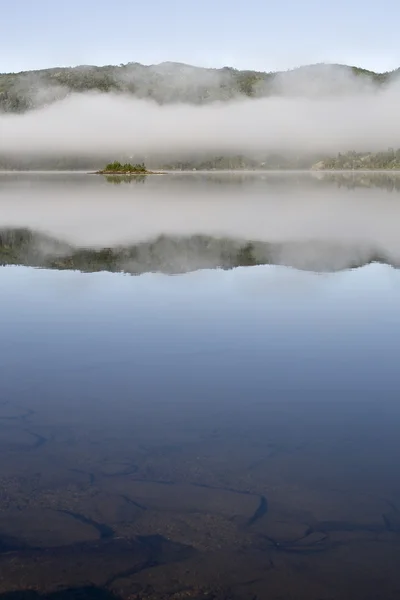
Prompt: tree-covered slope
<box><xmin>0</xmin><ymin>61</ymin><xmax>398</xmax><ymax>113</ymax></box>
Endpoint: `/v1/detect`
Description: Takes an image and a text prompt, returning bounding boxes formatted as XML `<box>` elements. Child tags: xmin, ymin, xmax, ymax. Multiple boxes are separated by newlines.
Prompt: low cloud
<box><xmin>0</xmin><ymin>64</ymin><xmax>399</xmax><ymax>159</ymax></box>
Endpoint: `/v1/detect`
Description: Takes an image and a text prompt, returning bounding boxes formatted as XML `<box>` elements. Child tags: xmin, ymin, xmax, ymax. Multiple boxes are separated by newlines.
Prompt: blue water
<box><xmin>2</xmin><ymin>264</ymin><xmax>400</xmax><ymax>403</ymax></box>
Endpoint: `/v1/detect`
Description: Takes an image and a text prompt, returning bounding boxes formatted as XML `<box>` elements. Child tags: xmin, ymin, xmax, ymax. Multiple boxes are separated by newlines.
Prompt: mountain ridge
<box><xmin>2</xmin><ymin>60</ymin><xmax>398</xmax><ymax>78</ymax></box>
<box><xmin>1</xmin><ymin>60</ymin><xmax>399</xmax><ymax>114</ymax></box>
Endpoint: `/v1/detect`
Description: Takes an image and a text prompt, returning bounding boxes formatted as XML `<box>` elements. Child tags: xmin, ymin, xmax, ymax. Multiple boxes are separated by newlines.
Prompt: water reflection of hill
<box><xmin>0</xmin><ymin>228</ymin><xmax>397</xmax><ymax>274</ymax></box>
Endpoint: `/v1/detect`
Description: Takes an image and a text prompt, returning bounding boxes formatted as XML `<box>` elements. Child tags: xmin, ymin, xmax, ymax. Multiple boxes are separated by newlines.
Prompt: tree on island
<box><xmin>103</xmin><ymin>161</ymin><xmax>147</xmax><ymax>173</ymax></box>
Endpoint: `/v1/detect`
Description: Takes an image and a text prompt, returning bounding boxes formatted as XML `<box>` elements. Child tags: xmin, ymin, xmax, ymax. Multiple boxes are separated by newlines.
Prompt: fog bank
<box><xmin>1</xmin><ymin>67</ymin><xmax>400</xmax><ymax>158</ymax></box>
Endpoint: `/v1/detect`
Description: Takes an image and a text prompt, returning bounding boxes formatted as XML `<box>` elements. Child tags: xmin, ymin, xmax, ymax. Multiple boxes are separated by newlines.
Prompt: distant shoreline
<box><xmin>90</xmin><ymin>170</ymin><xmax>166</xmax><ymax>175</ymax></box>
<box><xmin>1</xmin><ymin>168</ymin><xmax>400</xmax><ymax>174</ymax></box>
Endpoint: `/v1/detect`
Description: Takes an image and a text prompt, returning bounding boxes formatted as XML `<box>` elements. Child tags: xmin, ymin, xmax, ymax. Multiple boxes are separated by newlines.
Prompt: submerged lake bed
<box><xmin>0</xmin><ymin>172</ymin><xmax>400</xmax><ymax>599</ymax></box>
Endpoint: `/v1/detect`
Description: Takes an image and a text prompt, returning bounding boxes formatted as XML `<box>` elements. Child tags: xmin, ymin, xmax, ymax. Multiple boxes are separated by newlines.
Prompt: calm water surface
<box><xmin>0</xmin><ymin>172</ymin><xmax>400</xmax><ymax>600</ymax></box>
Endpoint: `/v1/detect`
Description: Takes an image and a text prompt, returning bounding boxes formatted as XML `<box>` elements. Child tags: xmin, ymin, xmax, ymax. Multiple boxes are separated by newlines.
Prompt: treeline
<box><xmin>0</xmin><ymin>152</ymin><xmax>315</xmax><ymax>171</ymax></box>
<box><xmin>314</xmin><ymin>149</ymin><xmax>400</xmax><ymax>170</ymax></box>
<box><xmin>2</xmin><ymin>150</ymin><xmax>400</xmax><ymax>172</ymax></box>
<box><xmin>161</xmin><ymin>153</ymin><xmax>323</xmax><ymax>170</ymax></box>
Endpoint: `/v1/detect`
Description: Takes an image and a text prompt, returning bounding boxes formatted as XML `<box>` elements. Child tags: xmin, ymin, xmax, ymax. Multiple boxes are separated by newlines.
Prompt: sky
<box><xmin>1</xmin><ymin>0</ymin><xmax>399</xmax><ymax>74</ymax></box>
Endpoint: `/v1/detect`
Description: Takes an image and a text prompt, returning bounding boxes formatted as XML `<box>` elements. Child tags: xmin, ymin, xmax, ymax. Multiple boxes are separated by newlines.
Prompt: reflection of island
<box><xmin>105</xmin><ymin>175</ymin><xmax>146</xmax><ymax>184</ymax></box>
<box><xmin>93</xmin><ymin>161</ymin><xmax>164</xmax><ymax>176</ymax></box>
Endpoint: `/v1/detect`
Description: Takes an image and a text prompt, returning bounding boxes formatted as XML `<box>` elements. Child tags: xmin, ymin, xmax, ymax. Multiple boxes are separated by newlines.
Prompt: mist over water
<box><xmin>1</xmin><ymin>172</ymin><xmax>400</xmax><ymax>272</ymax></box>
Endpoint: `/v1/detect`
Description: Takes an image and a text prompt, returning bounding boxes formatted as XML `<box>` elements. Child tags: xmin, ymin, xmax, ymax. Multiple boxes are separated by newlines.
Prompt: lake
<box><xmin>0</xmin><ymin>171</ymin><xmax>400</xmax><ymax>600</ymax></box>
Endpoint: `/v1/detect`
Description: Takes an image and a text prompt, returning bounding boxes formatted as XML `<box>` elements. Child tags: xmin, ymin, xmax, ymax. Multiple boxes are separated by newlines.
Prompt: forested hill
<box><xmin>0</xmin><ymin>61</ymin><xmax>398</xmax><ymax>113</ymax></box>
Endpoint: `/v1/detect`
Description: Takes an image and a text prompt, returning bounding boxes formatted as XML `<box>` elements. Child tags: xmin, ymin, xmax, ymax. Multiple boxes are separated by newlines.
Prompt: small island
<box><xmin>92</xmin><ymin>161</ymin><xmax>164</xmax><ymax>175</ymax></box>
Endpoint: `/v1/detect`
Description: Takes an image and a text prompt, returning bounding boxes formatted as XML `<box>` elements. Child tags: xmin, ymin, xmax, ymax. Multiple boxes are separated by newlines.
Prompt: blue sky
<box><xmin>2</xmin><ymin>0</ymin><xmax>399</xmax><ymax>74</ymax></box>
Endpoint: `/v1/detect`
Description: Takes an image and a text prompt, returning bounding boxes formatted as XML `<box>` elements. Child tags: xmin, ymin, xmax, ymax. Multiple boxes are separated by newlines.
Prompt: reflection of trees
<box><xmin>105</xmin><ymin>175</ymin><xmax>146</xmax><ymax>185</ymax></box>
<box><xmin>315</xmin><ymin>172</ymin><xmax>400</xmax><ymax>193</ymax></box>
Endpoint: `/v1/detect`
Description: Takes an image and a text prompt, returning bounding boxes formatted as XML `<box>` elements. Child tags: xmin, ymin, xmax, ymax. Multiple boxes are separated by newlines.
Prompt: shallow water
<box><xmin>0</xmin><ymin>172</ymin><xmax>400</xmax><ymax>600</ymax></box>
